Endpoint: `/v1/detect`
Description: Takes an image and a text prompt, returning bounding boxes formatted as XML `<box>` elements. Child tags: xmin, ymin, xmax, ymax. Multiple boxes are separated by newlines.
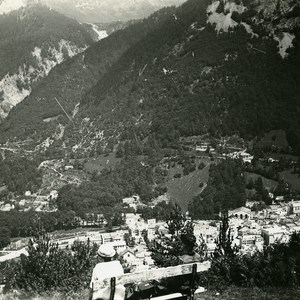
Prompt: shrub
<box><xmin>5</xmin><ymin>237</ymin><xmax>98</xmax><ymax>294</ymax></box>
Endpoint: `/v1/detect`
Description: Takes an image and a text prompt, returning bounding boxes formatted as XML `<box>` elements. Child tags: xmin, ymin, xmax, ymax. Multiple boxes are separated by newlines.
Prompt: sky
<box><xmin>0</xmin><ymin>0</ymin><xmax>186</xmax><ymax>22</ymax></box>
<box><xmin>41</xmin><ymin>0</ymin><xmax>187</xmax><ymax>23</ymax></box>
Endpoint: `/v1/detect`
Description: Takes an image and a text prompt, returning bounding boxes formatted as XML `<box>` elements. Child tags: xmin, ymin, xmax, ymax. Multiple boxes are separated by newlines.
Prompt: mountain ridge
<box><xmin>0</xmin><ymin>3</ymin><xmax>93</xmax><ymax>120</ymax></box>
<box><xmin>77</xmin><ymin>0</ymin><xmax>300</xmax><ymax>152</ymax></box>
<box><xmin>1</xmin><ymin>0</ymin><xmax>299</xmax><ymax>156</ymax></box>
<box><xmin>0</xmin><ymin>6</ymin><xmax>177</xmax><ymax>150</ymax></box>
<box><xmin>41</xmin><ymin>0</ymin><xmax>186</xmax><ymax>23</ymax></box>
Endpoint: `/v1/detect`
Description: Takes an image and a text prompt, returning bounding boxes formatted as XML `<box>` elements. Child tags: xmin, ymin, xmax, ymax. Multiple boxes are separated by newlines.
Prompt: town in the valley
<box><xmin>1</xmin><ymin>138</ymin><xmax>300</xmax><ymax>273</ymax></box>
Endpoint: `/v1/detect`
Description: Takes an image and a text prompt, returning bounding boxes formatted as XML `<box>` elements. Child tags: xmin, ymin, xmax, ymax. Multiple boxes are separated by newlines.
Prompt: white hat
<box><xmin>98</xmin><ymin>244</ymin><xmax>116</xmax><ymax>258</ymax></box>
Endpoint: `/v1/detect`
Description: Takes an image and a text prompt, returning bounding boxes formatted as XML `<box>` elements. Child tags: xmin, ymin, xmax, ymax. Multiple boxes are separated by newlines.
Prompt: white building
<box><xmin>239</xmin><ymin>151</ymin><xmax>253</xmax><ymax>163</ymax></box>
<box><xmin>65</xmin><ymin>165</ymin><xmax>74</xmax><ymax>171</ymax></box>
<box><xmin>261</xmin><ymin>226</ymin><xmax>290</xmax><ymax>246</ymax></box>
<box><xmin>0</xmin><ymin>203</ymin><xmax>15</xmax><ymax>211</ymax></box>
<box><xmin>99</xmin><ymin>231</ymin><xmax>125</xmax><ymax>244</ymax></box>
<box><xmin>195</xmin><ymin>143</ymin><xmax>209</xmax><ymax>152</ymax></box>
<box><xmin>123</xmin><ymin>195</ymin><xmax>141</xmax><ymax>210</ymax></box>
<box><xmin>125</xmin><ymin>213</ymin><xmax>142</xmax><ymax>229</ymax></box>
<box><xmin>229</xmin><ymin>207</ymin><xmax>253</xmax><ymax>220</ymax></box>
<box><xmin>226</xmin><ymin>150</ymin><xmax>253</xmax><ymax>163</ymax></box>
<box><xmin>120</xmin><ymin>249</ymin><xmax>136</xmax><ymax>265</ymax></box>
<box><xmin>107</xmin><ymin>241</ymin><xmax>126</xmax><ymax>254</ymax></box>
<box><xmin>147</xmin><ymin>219</ymin><xmax>156</xmax><ymax>228</ymax></box>
<box><xmin>291</xmin><ymin>201</ymin><xmax>300</xmax><ymax>215</ymax></box>
<box><xmin>147</xmin><ymin>228</ymin><xmax>156</xmax><ymax>242</ymax></box>
<box><xmin>193</xmin><ymin>221</ymin><xmax>219</xmax><ymax>244</ymax></box>
<box><xmin>24</xmin><ymin>191</ymin><xmax>31</xmax><ymax>197</ymax></box>
<box><xmin>237</xmin><ymin>227</ymin><xmax>264</xmax><ymax>252</ymax></box>
<box><xmin>49</xmin><ymin>190</ymin><xmax>58</xmax><ymax>200</ymax></box>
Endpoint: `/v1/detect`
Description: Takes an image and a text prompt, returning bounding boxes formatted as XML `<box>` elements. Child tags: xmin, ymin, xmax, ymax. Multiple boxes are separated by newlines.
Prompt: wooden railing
<box><xmin>92</xmin><ymin>261</ymin><xmax>211</xmax><ymax>300</ymax></box>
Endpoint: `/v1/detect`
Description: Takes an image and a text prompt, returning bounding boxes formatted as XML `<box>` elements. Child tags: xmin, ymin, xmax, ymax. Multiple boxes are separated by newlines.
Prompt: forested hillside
<box><xmin>0</xmin><ymin>0</ymin><xmax>299</xmax><ymax>231</ymax></box>
<box><xmin>0</xmin><ymin>3</ymin><xmax>93</xmax><ymax>120</ymax></box>
<box><xmin>79</xmin><ymin>0</ymin><xmax>300</xmax><ymax>153</ymax></box>
<box><xmin>0</xmin><ymin>6</ymin><xmax>177</xmax><ymax>148</ymax></box>
<box><xmin>0</xmin><ymin>3</ymin><xmax>300</xmax><ymax>297</ymax></box>
<box><xmin>1</xmin><ymin>0</ymin><xmax>299</xmax><ymax>154</ymax></box>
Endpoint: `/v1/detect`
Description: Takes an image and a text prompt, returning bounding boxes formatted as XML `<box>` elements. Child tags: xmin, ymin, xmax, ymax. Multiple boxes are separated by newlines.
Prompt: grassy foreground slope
<box><xmin>198</xmin><ymin>287</ymin><xmax>300</xmax><ymax>300</ymax></box>
<box><xmin>2</xmin><ymin>287</ymin><xmax>300</xmax><ymax>300</ymax></box>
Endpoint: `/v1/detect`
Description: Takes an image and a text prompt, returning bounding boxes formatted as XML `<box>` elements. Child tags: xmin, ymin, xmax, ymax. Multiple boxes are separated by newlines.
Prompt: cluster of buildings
<box><xmin>122</xmin><ymin>195</ymin><xmax>146</xmax><ymax>211</ymax></box>
<box><xmin>224</xmin><ymin>150</ymin><xmax>254</xmax><ymax>163</ymax></box>
<box><xmin>194</xmin><ymin>141</ymin><xmax>253</xmax><ymax>164</ymax></box>
<box><xmin>227</xmin><ymin>201</ymin><xmax>300</xmax><ymax>254</ymax></box>
<box><xmin>48</xmin><ymin>213</ymin><xmax>158</xmax><ymax>272</ymax></box>
<box><xmin>0</xmin><ymin>190</ymin><xmax>58</xmax><ymax>212</ymax></box>
<box><xmin>2</xmin><ymin>187</ymin><xmax>300</xmax><ymax>267</ymax></box>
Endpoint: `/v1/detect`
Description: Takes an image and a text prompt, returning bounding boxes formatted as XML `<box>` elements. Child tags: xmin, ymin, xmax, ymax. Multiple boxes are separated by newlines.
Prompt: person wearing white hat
<box><xmin>89</xmin><ymin>244</ymin><xmax>125</xmax><ymax>300</ymax></box>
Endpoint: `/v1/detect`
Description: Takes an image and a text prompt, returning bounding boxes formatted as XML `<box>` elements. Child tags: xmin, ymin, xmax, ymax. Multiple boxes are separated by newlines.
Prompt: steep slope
<box><xmin>0</xmin><ymin>3</ymin><xmax>93</xmax><ymax>120</ymax></box>
<box><xmin>0</xmin><ymin>6</ymin><xmax>177</xmax><ymax>150</ymax></box>
<box><xmin>1</xmin><ymin>0</ymin><xmax>300</xmax><ymax>156</ymax></box>
<box><xmin>42</xmin><ymin>0</ymin><xmax>186</xmax><ymax>23</ymax></box>
<box><xmin>79</xmin><ymin>0</ymin><xmax>300</xmax><ymax>153</ymax></box>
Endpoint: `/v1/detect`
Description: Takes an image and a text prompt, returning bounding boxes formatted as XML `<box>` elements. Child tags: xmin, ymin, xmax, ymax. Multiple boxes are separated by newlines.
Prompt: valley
<box><xmin>0</xmin><ymin>0</ymin><xmax>300</xmax><ymax>298</ymax></box>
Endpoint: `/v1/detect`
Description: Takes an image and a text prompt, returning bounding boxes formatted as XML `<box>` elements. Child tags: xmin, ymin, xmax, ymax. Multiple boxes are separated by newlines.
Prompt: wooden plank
<box><xmin>150</xmin><ymin>293</ymin><xmax>185</xmax><ymax>300</ymax></box>
<box><xmin>93</xmin><ymin>262</ymin><xmax>211</xmax><ymax>290</ymax></box>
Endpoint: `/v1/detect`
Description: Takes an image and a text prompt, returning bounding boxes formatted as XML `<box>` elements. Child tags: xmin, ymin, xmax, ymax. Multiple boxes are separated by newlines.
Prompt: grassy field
<box><xmin>244</xmin><ymin>172</ymin><xmax>278</xmax><ymax>191</ymax></box>
<box><xmin>281</xmin><ymin>169</ymin><xmax>300</xmax><ymax>191</ymax></box>
<box><xmin>167</xmin><ymin>159</ymin><xmax>211</xmax><ymax>212</ymax></box>
<box><xmin>255</xmin><ymin>129</ymin><xmax>289</xmax><ymax>150</ymax></box>
<box><xmin>84</xmin><ymin>153</ymin><xmax>121</xmax><ymax>173</ymax></box>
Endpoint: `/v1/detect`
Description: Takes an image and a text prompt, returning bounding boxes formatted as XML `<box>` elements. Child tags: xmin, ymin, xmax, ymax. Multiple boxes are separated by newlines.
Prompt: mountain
<box><xmin>78</xmin><ymin>0</ymin><xmax>300</xmax><ymax>154</ymax></box>
<box><xmin>82</xmin><ymin>21</ymin><xmax>138</xmax><ymax>42</ymax></box>
<box><xmin>0</xmin><ymin>2</ymin><xmax>93</xmax><ymax>120</ymax></box>
<box><xmin>41</xmin><ymin>0</ymin><xmax>186</xmax><ymax>23</ymax></box>
<box><xmin>0</xmin><ymin>0</ymin><xmax>36</xmax><ymax>14</ymax></box>
<box><xmin>0</xmin><ymin>6</ymin><xmax>176</xmax><ymax>150</ymax></box>
<box><xmin>83</xmin><ymin>0</ymin><xmax>300</xmax><ymax>152</ymax></box>
<box><xmin>1</xmin><ymin>0</ymin><xmax>300</xmax><ymax>156</ymax></box>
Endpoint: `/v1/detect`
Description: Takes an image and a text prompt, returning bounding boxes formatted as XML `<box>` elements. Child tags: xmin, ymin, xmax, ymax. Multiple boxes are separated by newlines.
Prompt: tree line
<box><xmin>188</xmin><ymin>159</ymin><xmax>246</xmax><ymax>219</ymax></box>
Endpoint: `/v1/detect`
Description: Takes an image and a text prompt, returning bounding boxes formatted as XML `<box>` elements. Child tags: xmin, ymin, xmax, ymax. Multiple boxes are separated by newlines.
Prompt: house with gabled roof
<box><xmin>119</xmin><ymin>248</ymin><xmax>136</xmax><ymax>265</ymax></box>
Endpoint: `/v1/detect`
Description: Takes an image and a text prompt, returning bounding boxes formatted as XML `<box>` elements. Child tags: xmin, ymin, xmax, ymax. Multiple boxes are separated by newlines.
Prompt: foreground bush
<box><xmin>201</xmin><ymin>232</ymin><xmax>300</xmax><ymax>289</ymax></box>
<box><xmin>5</xmin><ymin>237</ymin><xmax>98</xmax><ymax>294</ymax></box>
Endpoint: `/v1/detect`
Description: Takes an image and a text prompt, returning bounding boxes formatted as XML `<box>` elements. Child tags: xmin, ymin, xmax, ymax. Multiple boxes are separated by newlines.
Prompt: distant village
<box><xmin>2</xmin><ymin>191</ymin><xmax>300</xmax><ymax>270</ymax></box>
<box><xmin>0</xmin><ymin>138</ymin><xmax>254</xmax><ymax>213</ymax></box>
<box><xmin>1</xmin><ymin>134</ymin><xmax>300</xmax><ymax>273</ymax></box>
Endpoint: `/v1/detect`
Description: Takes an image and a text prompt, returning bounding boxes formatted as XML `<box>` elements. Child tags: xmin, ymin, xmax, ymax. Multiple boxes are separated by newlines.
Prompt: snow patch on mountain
<box><xmin>35</xmin><ymin>124</ymin><xmax>65</xmax><ymax>151</ymax></box>
<box><xmin>0</xmin><ymin>0</ymin><xmax>28</xmax><ymax>14</ymax></box>
<box><xmin>274</xmin><ymin>32</ymin><xmax>295</xmax><ymax>59</ymax></box>
<box><xmin>0</xmin><ymin>70</ymin><xmax>32</xmax><ymax>119</ymax></box>
<box><xmin>35</xmin><ymin>137</ymin><xmax>54</xmax><ymax>151</ymax></box>
<box><xmin>207</xmin><ymin>1</ymin><xmax>246</xmax><ymax>33</ymax></box>
<box><xmin>190</xmin><ymin>22</ymin><xmax>205</xmax><ymax>32</ymax></box>
<box><xmin>241</xmin><ymin>22</ymin><xmax>258</xmax><ymax>38</ymax></box>
<box><xmin>43</xmin><ymin>115</ymin><xmax>61</xmax><ymax>123</ymax></box>
<box><xmin>89</xmin><ymin>23</ymin><xmax>108</xmax><ymax>41</ymax></box>
<box><xmin>72</xmin><ymin>102</ymin><xmax>80</xmax><ymax>118</ymax></box>
<box><xmin>32</xmin><ymin>39</ymin><xmax>87</xmax><ymax>78</ymax></box>
<box><xmin>54</xmin><ymin>124</ymin><xmax>65</xmax><ymax>140</ymax></box>
<box><xmin>0</xmin><ymin>40</ymin><xmax>87</xmax><ymax>120</ymax></box>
